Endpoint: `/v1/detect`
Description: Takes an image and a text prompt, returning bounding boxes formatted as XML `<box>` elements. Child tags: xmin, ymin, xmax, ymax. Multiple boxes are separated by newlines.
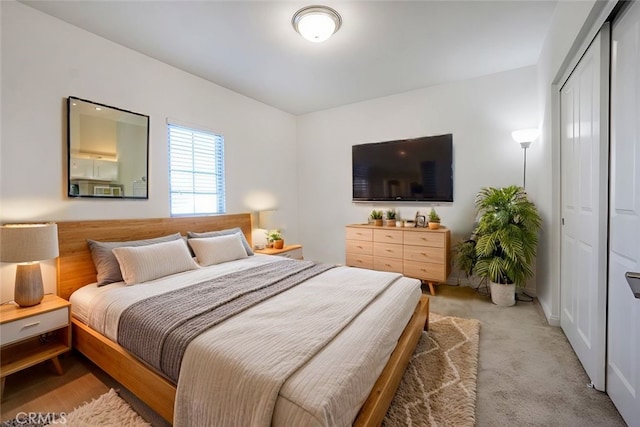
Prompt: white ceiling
<box><xmin>21</xmin><ymin>1</ymin><xmax>558</xmax><ymax>115</ymax></box>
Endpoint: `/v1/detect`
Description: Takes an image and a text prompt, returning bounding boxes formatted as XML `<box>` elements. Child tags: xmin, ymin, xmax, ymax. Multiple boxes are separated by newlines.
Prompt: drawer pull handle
<box><xmin>22</xmin><ymin>321</ymin><xmax>41</xmax><ymax>328</ymax></box>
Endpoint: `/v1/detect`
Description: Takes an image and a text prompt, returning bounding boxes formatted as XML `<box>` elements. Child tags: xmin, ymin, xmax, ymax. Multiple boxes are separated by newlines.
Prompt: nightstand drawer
<box><xmin>1</xmin><ymin>307</ymin><xmax>69</xmax><ymax>347</ymax></box>
<box><xmin>277</xmin><ymin>247</ymin><xmax>303</xmax><ymax>260</ymax></box>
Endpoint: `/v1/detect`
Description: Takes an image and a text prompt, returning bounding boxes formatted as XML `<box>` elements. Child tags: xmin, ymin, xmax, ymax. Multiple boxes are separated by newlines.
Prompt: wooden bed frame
<box><xmin>56</xmin><ymin>214</ymin><xmax>429</xmax><ymax>426</ymax></box>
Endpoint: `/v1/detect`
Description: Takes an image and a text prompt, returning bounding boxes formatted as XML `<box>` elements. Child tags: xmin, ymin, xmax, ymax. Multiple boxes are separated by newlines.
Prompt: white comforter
<box><xmin>70</xmin><ymin>255</ymin><xmax>422</xmax><ymax>426</ymax></box>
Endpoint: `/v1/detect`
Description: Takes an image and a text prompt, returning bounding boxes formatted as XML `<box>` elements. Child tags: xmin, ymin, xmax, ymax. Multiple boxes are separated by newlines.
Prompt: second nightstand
<box><xmin>255</xmin><ymin>244</ymin><xmax>303</xmax><ymax>260</ymax></box>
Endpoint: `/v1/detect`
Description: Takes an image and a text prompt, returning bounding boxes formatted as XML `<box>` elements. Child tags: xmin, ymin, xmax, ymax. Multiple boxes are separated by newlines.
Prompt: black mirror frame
<box><xmin>67</xmin><ymin>96</ymin><xmax>150</xmax><ymax>199</ymax></box>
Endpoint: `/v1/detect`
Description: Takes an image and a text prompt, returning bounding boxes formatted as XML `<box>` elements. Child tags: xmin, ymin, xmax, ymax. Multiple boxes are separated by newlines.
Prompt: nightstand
<box><xmin>0</xmin><ymin>294</ymin><xmax>71</xmax><ymax>397</ymax></box>
<box><xmin>255</xmin><ymin>244</ymin><xmax>303</xmax><ymax>260</ymax></box>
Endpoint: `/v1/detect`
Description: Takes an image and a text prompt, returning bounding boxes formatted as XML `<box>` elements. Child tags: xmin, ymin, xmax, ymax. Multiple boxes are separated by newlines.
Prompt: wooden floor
<box><xmin>1</xmin><ymin>352</ymin><xmax>109</xmax><ymax>421</ymax></box>
<box><xmin>2</xmin><ymin>351</ymin><xmax>166</xmax><ymax>426</ymax></box>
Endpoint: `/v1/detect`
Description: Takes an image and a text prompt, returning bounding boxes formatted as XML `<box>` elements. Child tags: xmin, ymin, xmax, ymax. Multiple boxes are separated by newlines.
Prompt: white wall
<box><xmin>297</xmin><ymin>67</ymin><xmax>539</xmax><ymax>289</ymax></box>
<box><xmin>0</xmin><ymin>2</ymin><xmax>298</xmax><ymax>300</ymax></box>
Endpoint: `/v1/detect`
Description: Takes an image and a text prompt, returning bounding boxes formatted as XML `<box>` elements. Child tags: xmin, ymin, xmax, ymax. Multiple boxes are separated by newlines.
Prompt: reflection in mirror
<box><xmin>67</xmin><ymin>96</ymin><xmax>149</xmax><ymax>199</ymax></box>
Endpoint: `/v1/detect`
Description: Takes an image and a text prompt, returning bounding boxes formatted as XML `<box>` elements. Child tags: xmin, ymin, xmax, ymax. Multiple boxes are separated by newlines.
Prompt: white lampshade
<box><xmin>0</xmin><ymin>223</ymin><xmax>59</xmax><ymax>263</ymax></box>
<box><xmin>292</xmin><ymin>6</ymin><xmax>342</xmax><ymax>43</ymax></box>
<box><xmin>511</xmin><ymin>129</ymin><xmax>540</xmax><ymax>144</ymax></box>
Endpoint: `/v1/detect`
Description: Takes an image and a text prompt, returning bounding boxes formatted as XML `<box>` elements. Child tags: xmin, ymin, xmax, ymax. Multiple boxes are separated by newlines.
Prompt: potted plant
<box><xmin>370</xmin><ymin>210</ymin><xmax>383</xmax><ymax>226</ymax></box>
<box><xmin>473</xmin><ymin>186</ymin><xmax>541</xmax><ymax>306</ymax></box>
<box><xmin>428</xmin><ymin>208</ymin><xmax>441</xmax><ymax>229</ymax></box>
<box><xmin>385</xmin><ymin>209</ymin><xmax>397</xmax><ymax>227</ymax></box>
<box><xmin>452</xmin><ymin>238</ymin><xmax>478</xmax><ymax>279</ymax></box>
<box><xmin>266</xmin><ymin>229</ymin><xmax>284</xmax><ymax>249</ymax></box>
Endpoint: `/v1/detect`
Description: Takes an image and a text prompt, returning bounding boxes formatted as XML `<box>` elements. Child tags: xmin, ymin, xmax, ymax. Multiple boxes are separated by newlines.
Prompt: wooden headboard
<box><xmin>56</xmin><ymin>214</ymin><xmax>253</xmax><ymax>300</ymax></box>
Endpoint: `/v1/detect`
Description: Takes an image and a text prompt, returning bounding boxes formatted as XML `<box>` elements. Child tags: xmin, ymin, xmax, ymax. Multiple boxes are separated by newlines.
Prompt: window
<box><xmin>168</xmin><ymin>122</ymin><xmax>225</xmax><ymax>215</ymax></box>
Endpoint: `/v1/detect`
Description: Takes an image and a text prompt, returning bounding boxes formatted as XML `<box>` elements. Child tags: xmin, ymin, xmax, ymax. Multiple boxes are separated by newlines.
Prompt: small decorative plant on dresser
<box><xmin>385</xmin><ymin>209</ymin><xmax>397</xmax><ymax>227</ymax></box>
<box><xmin>370</xmin><ymin>210</ymin><xmax>383</xmax><ymax>226</ymax></box>
<box><xmin>428</xmin><ymin>208</ymin><xmax>441</xmax><ymax>229</ymax></box>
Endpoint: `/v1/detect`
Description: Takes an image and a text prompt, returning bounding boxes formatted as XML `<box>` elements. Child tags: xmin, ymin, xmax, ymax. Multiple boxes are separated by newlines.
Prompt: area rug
<box><xmin>384</xmin><ymin>313</ymin><xmax>481</xmax><ymax>427</ymax></box>
<box><xmin>49</xmin><ymin>389</ymin><xmax>150</xmax><ymax>427</ymax></box>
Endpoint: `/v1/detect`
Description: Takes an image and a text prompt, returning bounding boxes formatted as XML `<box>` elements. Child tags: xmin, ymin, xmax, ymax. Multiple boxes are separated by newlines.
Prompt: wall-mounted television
<box><xmin>352</xmin><ymin>134</ymin><xmax>453</xmax><ymax>202</ymax></box>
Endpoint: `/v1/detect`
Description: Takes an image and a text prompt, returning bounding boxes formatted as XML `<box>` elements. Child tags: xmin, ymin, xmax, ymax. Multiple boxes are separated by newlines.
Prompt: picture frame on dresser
<box><xmin>415</xmin><ymin>215</ymin><xmax>426</xmax><ymax>227</ymax></box>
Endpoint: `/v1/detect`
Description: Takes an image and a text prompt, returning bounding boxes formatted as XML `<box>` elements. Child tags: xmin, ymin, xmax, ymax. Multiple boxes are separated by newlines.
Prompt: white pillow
<box><xmin>188</xmin><ymin>233</ymin><xmax>248</xmax><ymax>267</ymax></box>
<box><xmin>112</xmin><ymin>238</ymin><xmax>199</xmax><ymax>285</ymax></box>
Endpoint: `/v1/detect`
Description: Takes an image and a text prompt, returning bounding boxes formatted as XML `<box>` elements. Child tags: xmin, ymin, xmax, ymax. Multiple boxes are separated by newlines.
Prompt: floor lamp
<box><xmin>511</xmin><ymin>129</ymin><xmax>540</xmax><ymax>189</ymax></box>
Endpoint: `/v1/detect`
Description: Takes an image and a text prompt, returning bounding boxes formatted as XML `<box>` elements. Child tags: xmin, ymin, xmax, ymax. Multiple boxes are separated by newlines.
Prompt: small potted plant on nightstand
<box><xmin>428</xmin><ymin>208</ymin><xmax>441</xmax><ymax>229</ymax></box>
<box><xmin>385</xmin><ymin>209</ymin><xmax>397</xmax><ymax>227</ymax></box>
<box><xmin>370</xmin><ymin>210</ymin><xmax>383</xmax><ymax>226</ymax></box>
<box><xmin>267</xmin><ymin>229</ymin><xmax>284</xmax><ymax>249</ymax></box>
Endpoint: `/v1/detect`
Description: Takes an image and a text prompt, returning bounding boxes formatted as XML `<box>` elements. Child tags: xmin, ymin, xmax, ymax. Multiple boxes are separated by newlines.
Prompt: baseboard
<box><xmin>538</xmin><ymin>298</ymin><xmax>560</xmax><ymax>326</ymax></box>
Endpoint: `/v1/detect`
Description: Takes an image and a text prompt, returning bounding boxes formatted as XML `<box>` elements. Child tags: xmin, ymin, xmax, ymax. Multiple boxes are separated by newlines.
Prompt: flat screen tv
<box><xmin>352</xmin><ymin>134</ymin><xmax>453</xmax><ymax>202</ymax></box>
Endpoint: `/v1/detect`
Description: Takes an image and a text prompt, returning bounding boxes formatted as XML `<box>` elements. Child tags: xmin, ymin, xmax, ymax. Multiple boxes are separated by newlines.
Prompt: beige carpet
<box><xmin>384</xmin><ymin>313</ymin><xmax>481</xmax><ymax>427</ymax></box>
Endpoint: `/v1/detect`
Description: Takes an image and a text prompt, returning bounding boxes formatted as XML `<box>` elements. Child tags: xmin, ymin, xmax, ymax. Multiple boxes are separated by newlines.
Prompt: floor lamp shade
<box><xmin>0</xmin><ymin>223</ymin><xmax>59</xmax><ymax>307</ymax></box>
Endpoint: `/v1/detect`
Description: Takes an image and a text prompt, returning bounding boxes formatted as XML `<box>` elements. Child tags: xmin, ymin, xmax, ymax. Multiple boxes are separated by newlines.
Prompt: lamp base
<box><xmin>15</xmin><ymin>263</ymin><xmax>45</xmax><ymax>307</ymax></box>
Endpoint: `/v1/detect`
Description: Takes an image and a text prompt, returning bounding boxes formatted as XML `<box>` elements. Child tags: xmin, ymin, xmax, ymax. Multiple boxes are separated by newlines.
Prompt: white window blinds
<box><xmin>168</xmin><ymin>123</ymin><xmax>225</xmax><ymax>215</ymax></box>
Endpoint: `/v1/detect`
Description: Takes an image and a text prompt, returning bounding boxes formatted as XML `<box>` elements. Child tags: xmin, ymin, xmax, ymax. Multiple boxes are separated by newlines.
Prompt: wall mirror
<box><xmin>67</xmin><ymin>96</ymin><xmax>149</xmax><ymax>199</ymax></box>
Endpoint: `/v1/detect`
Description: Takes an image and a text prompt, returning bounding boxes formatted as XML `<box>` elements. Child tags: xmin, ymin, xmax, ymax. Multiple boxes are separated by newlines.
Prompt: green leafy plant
<box><xmin>266</xmin><ymin>229</ymin><xmax>282</xmax><ymax>241</ymax></box>
<box><xmin>385</xmin><ymin>209</ymin><xmax>397</xmax><ymax>220</ymax></box>
<box><xmin>473</xmin><ymin>185</ymin><xmax>541</xmax><ymax>287</ymax></box>
<box><xmin>428</xmin><ymin>208</ymin><xmax>440</xmax><ymax>223</ymax></box>
<box><xmin>370</xmin><ymin>210</ymin><xmax>383</xmax><ymax>220</ymax></box>
<box><xmin>452</xmin><ymin>239</ymin><xmax>478</xmax><ymax>278</ymax></box>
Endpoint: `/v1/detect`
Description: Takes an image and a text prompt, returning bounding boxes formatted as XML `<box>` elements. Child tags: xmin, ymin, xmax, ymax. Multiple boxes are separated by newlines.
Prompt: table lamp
<box><xmin>0</xmin><ymin>223</ymin><xmax>59</xmax><ymax>307</ymax></box>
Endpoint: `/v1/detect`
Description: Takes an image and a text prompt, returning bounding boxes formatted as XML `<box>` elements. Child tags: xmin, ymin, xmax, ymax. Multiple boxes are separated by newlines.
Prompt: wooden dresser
<box><xmin>345</xmin><ymin>224</ymin><xmax>451</xmax><ymax>295</ymax></box>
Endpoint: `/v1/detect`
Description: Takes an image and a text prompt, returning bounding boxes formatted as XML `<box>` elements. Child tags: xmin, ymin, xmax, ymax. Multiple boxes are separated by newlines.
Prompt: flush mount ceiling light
<box><xmin>292</xmin><ymin>5</ymin><xmax>342</xmax><ymax>43</ymax></box>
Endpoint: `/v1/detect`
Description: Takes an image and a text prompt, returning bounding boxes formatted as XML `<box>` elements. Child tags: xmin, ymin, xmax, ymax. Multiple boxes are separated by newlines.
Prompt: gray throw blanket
<box><xmin>118</xmin><ymin>259</ymin><xmax>334</xmax><ymax>381</ymax></box>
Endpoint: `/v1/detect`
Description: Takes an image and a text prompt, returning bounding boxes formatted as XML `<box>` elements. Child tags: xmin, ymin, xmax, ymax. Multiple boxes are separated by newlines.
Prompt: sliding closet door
<box><xmin>559</xmin><ymin>26</ymin><xmax>610</xmax><ymax>391</ymax></box>
<box><xmin>607</xmin><ymin>2</ymin><xmax>640</xmax><ymax>423</ymax></box>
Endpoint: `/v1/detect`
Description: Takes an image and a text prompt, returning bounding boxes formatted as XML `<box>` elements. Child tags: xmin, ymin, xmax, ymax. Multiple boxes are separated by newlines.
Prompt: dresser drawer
<box><xmin>403</xmin><ymin>260</ymin><xmax>447</xmax><ymax>282</ymax></box>
<box><xmin>403</xmin><ymin>245</ymin><xmax>445</xmax><ymax>263</ymax></box>
<box><xmin>374</xmin><ymin>256</ymin><xmax>403</xmax><ymax>273</ymax></box>
<box><xmin>346</xmin><ymin>239</ymin><xmax>373</xmax><ymax>255</ymax></box>
<box><xmin>403</xmin><ymin>231</ymin><xmax>445</xmax><ymax>248</ymax></box>
<box><xmin>1</xmin><ymin>307</ymin><xmax>69</xmax><ymax>347</ymax></box>
<box><xmin>277</xmin><ymin>247</ymin><xmax>303</xmax><ymax>260</ymax></box>
<box><xmin>373</xmin><ymin>243</ymin><xmax>403</xmax><ymax>259</ymax></box>
<box><xmin>346</xmin><ymin>227</ymin><xmax>373</xmax><ymax>241</ymax></box>
<box><xmin>346</xmin><ymin>254</ymin><xmax>373</xmax><ymax>269</ymax></box>
<box><xmin>373</xmin><ymin>229</ymin><xmax>403</xmax><ymax>244</ymax></box>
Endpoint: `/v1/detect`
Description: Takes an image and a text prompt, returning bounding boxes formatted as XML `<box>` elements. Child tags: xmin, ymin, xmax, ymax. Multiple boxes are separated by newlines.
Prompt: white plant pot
<box><xmin>490</xmin><ymin>281</ymin><xmax>516</xmax><ymax>306</ymax></box>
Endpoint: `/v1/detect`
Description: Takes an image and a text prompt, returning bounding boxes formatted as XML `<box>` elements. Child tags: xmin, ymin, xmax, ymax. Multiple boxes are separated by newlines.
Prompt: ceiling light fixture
<box><xmin>292</xmin><ymin>5</ymin><xmax>342</xmax><ymax>43</ymax></box>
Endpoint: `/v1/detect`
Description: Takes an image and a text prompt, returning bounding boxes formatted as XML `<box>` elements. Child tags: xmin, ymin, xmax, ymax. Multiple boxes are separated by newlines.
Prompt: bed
<box><xmin>56</xmin><ymin>214</ymin><xmax>429</xmax><ymax>426</ymax></box>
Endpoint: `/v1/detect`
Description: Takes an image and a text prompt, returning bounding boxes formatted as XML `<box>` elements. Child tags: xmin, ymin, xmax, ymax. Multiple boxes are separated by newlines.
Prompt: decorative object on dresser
<box><xmin>254</xmin><ymin>244</ymin><xmax>303</xmax><ymax>260</ymax></box>
<box><xmin>427</xmin><ymin>208</ymin><xmax>441</xmax><ymax>230</ymax></box>
<box><xmin>0</xmin><ymin>294</ymin><xmax>71</xmax><ymax>397</ymax></box>
<box><xmin>385</xmin><ymin>209</ymin><xmax>397</xmax><ymax>227</ymax></box>
<box><xmin>345</xmin><ymin>223</ymin><xmax>451</xmax><ymax>295</ymax></box>
<box><xmin>473</xmin><ymin>186</ymin><xmax>541</xmax><ymax>306</ymax></box>
<box><xmin>0</xmin><ymin>223</ymin><xmax>59</xmax><ymax>307</ymax></box>
<box><xmin>370</xmin><ymin>210</ymin><xmax>383</xmax><ymax>226</ymax></box>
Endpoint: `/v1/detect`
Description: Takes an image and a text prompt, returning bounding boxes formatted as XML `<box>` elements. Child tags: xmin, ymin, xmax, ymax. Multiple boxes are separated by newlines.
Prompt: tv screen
<box><xmin>352</xmin><ymin>134</ymin><xmax>453</xmax><ymax>202</ymax></box>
